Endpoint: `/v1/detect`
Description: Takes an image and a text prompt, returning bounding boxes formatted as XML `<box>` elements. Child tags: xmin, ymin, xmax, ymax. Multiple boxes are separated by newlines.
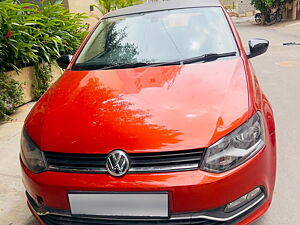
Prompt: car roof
<box><xmin>102</xmin><ymin>0</ymin><xmax>222</xmax><ymax>19</ymax></box>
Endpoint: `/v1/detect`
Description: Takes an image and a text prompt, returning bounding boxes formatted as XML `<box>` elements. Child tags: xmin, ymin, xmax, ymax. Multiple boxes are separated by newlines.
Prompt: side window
<box><xmin>86</xmin><ymin>33</ymin><xmax>106</xmax><ymax>61</ymax></box>
<box><xmin>76</xmin><ymin>23</ymin><xmax>110</xmax><ymax>63</ymax></box>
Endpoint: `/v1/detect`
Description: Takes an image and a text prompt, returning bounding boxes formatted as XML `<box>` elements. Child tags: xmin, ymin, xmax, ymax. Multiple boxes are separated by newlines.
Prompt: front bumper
<box><xmin>27</xmin><ymin>189</ymin><xmax>268</xmax><ymax>225</ymax></box>
<box><xmin>22</xmin><ymin>135</ymin><xmax>276</xmax><ymax>225</ymax></box>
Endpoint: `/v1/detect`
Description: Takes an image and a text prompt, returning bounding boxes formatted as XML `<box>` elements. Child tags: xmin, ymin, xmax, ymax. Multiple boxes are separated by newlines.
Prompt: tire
<box><xmin>276</xmin><ymin>14</ymin><xmax>282</xmax><ymax>23</ymax></box>
<box><xmin>255</xmin><ymin>14</ymin><xmax>262</xmax><ymax>24</ymax></box>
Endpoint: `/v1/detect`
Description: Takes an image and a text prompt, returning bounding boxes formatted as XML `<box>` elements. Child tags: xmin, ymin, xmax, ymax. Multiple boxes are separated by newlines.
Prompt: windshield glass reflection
<box><xmin>74</xmin><ymin>7</ymin><xmax>238</xmax><ymax>70</ymax></box>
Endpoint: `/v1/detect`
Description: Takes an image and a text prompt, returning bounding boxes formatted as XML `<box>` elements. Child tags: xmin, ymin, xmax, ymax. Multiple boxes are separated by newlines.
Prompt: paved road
<box><xmin>235</xmin><ymin>19</ymin><xmax>300</xmax><ymax>225</ymax></box>
<box><xmin>0</xmin><ymin>103</ymin><xmax>36</xmax><ymax>225</ymax></box>
<box><xmin>0</xmin><ymin>19</ymin><xmax>300</xmax><ymax>225</ymax></box>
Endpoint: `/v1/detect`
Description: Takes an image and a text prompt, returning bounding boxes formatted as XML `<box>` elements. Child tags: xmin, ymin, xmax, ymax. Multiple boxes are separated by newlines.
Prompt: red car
<box><xmin>21</xmin><ymin>0</ymin><xmax>276</xmax><ymax>224</ymax></box>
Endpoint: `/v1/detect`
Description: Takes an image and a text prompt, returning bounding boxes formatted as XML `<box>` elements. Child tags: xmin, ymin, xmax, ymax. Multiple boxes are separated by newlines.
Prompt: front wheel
<box><xmin>276</xmin><ymin>13</ymin><xmax>282</xmax><ymax>23</ymax></box>
<box><xmin>255</xmin><ymin>13</ymin><xmax>262</xmax><ymax>23</ymax></box>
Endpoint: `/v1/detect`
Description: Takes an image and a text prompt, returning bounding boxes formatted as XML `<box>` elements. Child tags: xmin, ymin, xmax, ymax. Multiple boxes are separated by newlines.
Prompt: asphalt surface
<box><xmin>0</xmin><ymin>18</ymin><xmax>300</xmax><ymax>225</ymax></box>
<box><xmin>235</xmin><ymin>19</ymin><xmax>300</xmax><ymax>225</ymax></box>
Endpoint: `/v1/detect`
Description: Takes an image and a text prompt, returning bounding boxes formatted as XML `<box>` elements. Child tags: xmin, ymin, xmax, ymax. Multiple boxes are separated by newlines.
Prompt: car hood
<box><xmin>25</xmin><ymin>58</ymin><xmax>249</xmax><ymax>154</ymax></box>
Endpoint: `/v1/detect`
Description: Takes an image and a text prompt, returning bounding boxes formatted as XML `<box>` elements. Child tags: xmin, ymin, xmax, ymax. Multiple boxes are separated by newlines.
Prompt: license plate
<box><xmin>68</xmin><ymin>192</ymin><xmax>169</xmax><ymax>218</ymax></box>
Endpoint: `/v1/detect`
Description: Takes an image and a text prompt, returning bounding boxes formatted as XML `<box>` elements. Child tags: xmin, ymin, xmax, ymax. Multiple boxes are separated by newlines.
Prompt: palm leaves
<box><xmin>94</xmin><ymin>0</ymin><xmax>144</xmax><ymax>15</ymax></box>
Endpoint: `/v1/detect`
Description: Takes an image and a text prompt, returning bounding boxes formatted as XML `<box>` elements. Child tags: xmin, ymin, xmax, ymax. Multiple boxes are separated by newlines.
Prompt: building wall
<box><xmin>220</xmin><ymin>0</ymin><xmax>255</xmax><ymax>15</ymax></box>
<box><xmin>6</xmin><ymin>65</ymin><xmax>62</xmax><ymax>104</ymax></box>
<box><xmin>236</xmin><ymin>0</ymin><xmax>255</xmax><ymax>14</ymax></box>
<box><xmin>63</xmin><ymin>0</ymin><xmax>100</xmax><ymax>29</ymax></box>
<box><xmin>280</xmin><ymin>1</ymin><xmax>299</xmax><ymax>20</ymax></box>
<box><xmin>221</xmin><ymin>0</ymin><xmax>235</xmax><ymax>9</ymax></box>
<box><xmin>294</xmin><ymin>0</ymin><xmax>300</xmax><ymax>20</ymax></box>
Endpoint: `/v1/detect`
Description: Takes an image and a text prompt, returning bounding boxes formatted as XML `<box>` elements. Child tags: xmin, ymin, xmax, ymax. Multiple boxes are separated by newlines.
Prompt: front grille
<box><xmin>40</xmin><ymin>214</ymin><xmax>223</xmax><ymax>225</ymax></box>
<box><xmin>43</xmin><ymin>149</ymin><xmax>205</xmax><ymax>174</ymax></box>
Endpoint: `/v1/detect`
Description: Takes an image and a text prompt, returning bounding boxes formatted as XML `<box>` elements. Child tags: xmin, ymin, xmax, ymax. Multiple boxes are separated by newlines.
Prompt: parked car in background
<box><xmin>21</xmin><ymin>0</ymin><xmax>276</xmax><ymax>224</ymax></box>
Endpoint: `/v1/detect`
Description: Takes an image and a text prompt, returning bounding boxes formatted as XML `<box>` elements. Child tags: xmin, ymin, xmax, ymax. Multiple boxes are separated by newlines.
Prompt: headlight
<box><xmin>20</xmin><ymin>129</ymin><xmax>46</xmax><ymax>173</ymax></box>
<box><xmin>201</xmin><ymin>112</ymin><xmax>265</xmax><ymax>173</ymax></box>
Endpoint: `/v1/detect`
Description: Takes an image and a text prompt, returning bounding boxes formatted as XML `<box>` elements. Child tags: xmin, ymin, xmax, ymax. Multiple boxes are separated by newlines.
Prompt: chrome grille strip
<box><xmin>129</xmin><ymin>163</ymin><xmax>200</xmax><ymax>172</ymax></box>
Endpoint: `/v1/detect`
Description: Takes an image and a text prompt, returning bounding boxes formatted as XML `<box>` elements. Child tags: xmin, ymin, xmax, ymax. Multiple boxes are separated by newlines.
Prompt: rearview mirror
<box><xmin>56</xmin><ymin>55</ymin><xmax>73</xmax><ymax>69</ymax></box>
<box><xmin>247</xmin><ymin>39</ymin><xmax>269</xmax><ymax>59</ymax></box>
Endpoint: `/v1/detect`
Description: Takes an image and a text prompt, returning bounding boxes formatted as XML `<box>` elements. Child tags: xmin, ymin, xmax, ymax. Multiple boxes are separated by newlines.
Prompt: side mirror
<box><xmin>247</xmin><ymin>39</ymin><xmax>269</xmax><ymax>59</ymax></box>
<box><xmin>56</xmin><ymin>55</ymin><xmax>73</xmax><ymax>69</ymax></box>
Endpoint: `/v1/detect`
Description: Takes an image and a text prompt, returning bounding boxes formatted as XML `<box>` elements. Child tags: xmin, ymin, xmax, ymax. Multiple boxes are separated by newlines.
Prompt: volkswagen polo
<box><xmin>21</xmin><ymin>0</ymin><xmax>276</xmax><ymax>224</ymax></box>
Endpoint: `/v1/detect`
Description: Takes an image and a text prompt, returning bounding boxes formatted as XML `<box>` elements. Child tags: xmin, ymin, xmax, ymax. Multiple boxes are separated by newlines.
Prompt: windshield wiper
<box><xmin>101</xmin><ymin>61</ymin><xmax>181</xmax><ymax>70</ymax></box>
<box><xmin>177</xmin><ymin>51</ymin><xmax>237</xmax><ymax>65</ymax></box>
<box><xmin>99</xmin><ymin>52</ymin><xmax>237</xmax><ymax>70</ymax></box>
<box><xmin>138</xmin><ymin>52</ymin><xmax>237</xmax><ymax>68</ymax></box>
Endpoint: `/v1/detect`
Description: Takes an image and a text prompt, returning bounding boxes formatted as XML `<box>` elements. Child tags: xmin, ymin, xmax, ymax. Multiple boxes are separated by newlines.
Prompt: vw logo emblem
<box><xmin>106</xmin><ymin>150</ymin><xmax>130</xmax><ymax>177</ymax></box>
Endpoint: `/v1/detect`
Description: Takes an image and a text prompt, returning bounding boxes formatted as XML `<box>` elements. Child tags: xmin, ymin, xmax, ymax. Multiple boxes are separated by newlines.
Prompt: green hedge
<box><xmin>0</xmin><ymin>0</ymin><xmax>88</xmax><ymax>121</ymax></box>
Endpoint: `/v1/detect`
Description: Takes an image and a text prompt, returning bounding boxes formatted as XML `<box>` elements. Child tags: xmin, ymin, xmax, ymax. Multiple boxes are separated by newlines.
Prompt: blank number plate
<box><xmin>68</xmin><ymin>192</ymin><xmax>169</xmax><ymax>218</ymax></box>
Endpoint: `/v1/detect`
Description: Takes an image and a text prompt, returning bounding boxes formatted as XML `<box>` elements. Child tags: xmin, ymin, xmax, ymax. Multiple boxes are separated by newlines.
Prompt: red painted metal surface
<box><xmin>25</xmin><ymin>58</ymin><xmax>249</xmax><ymax>154</ymax></box>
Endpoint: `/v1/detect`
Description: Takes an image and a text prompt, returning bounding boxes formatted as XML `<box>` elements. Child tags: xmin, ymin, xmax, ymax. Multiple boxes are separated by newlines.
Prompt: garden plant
<box><xmin>0</xmin><ymin>0</ymin><xmax>88</xmax><ymax>121</ymax></box>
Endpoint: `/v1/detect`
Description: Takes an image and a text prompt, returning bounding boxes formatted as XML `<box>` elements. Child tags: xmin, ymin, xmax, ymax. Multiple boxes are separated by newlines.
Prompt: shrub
<box><xmin>251</xmin><ymin>0</ymin><xmax>293</xmax><ymax>12</ymax></box>
<box><xmin>0</xmin><ymin>72</ymin><xmax>23</xmax><ymax>121</ymax></box>
<box><xmin>0</xmin><ymin>0</ymin><xmax>88</xmax><ymax>121</ymax></box>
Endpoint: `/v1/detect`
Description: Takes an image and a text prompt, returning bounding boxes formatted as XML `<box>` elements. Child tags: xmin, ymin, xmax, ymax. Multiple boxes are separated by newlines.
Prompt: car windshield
<box><xmin>73</xmin><ymin>7</ymin><xmax>238</xmax><ymax>71</ymax></box>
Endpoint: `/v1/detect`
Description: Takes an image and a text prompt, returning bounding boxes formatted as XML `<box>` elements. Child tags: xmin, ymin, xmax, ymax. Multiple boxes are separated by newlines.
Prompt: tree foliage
<box><xmin>0</xmin><ymin>0</ymin><xmax>88</xmax><ymax>71</ymax></box>
<box><xmin>251</xmin><ymin>0</ymin><xmax>293</xmax><ymax>12</ymax></box>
